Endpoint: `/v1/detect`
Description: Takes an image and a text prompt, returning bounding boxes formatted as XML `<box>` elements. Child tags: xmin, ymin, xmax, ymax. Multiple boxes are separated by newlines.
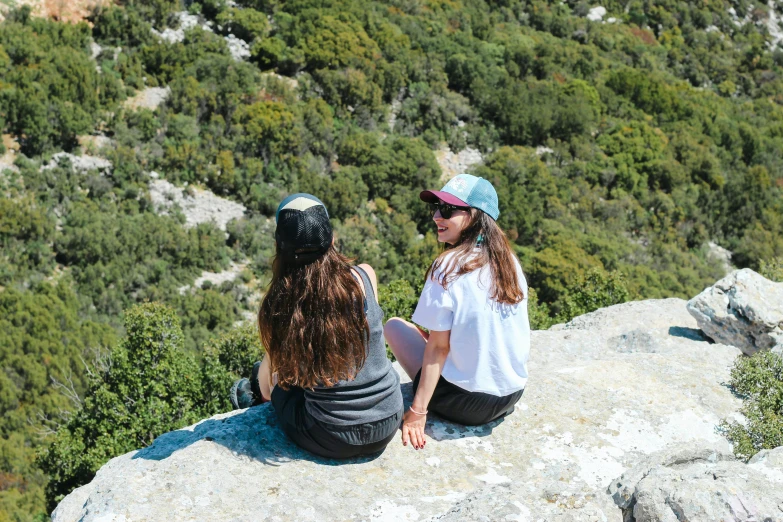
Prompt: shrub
<box><xmin>721</xmin><ymin>351</ymin><xmax>783</xmax><ymax>461</ymax></box>
<box><xmin>200</xmin><ymin>322</ymin><xmax>265</xmax><ymax>413</ymax></box>
<box><xmin>378</xmin><ymin>279</ymin><xmax>420</xmax><ymax>360</ymax></box>
<box><xmin>556</xmin><ymin>268</ymin><xmax>631</xmax><ymax>323</ymax></box>
<box><xmin>527</xmin><ymin>286</ymin><xmax>554</xmax><ymax>331</ymax></box>
<box><xmin>378</xmin><ymin>279</ymin><xmax>419</xmax><ymax>322</ymax></box>
<box><xmin>215</xmin><ymin>7</ymin><xmax>269</xmax><ymax>42</ymax></box>
<box><xmin>760</xmin><ymin>257</ymin><xmax>783</xmax><ymax>282</ymax></box>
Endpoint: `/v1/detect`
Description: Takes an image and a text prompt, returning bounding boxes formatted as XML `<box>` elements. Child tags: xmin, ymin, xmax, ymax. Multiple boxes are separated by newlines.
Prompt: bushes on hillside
<box><xmin>378</xmin><ymin>279</ymin><xmax>420</xmax><ymax>323</ymax></box>
<box><xmin>0</xmin><ymin>9</ymin><xmax>125</xmax><ymax>155</ymax></box>
<box><xmin>39</xmin><ymin>303</ymin><xmax>203</xmax><ymax>509</ymax></box>
<box><xmin>0</xmin><ymin>281</ymin><xmax>116</xmax><ymax>520</ymax></box>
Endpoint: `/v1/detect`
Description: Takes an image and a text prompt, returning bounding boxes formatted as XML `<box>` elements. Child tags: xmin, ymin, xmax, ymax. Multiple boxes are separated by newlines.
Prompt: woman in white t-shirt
<box><xmin>384</xmin><ymin>174</ymin><xmax>530</xmax><ymax>450</ymax></box>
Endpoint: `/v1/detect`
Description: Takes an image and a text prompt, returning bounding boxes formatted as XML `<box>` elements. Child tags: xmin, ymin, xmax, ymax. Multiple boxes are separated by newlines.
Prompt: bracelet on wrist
<box><xmin>409</xmin><ymin>405</ymin><xmax>428</xmax><ymax>415</ymax></box>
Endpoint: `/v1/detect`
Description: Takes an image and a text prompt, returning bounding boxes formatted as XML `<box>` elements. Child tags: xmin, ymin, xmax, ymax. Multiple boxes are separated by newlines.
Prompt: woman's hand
<box><xmin>401</xmin><ymin>408</ymin><xmax>427</xmax><ymax>449</ymax></box>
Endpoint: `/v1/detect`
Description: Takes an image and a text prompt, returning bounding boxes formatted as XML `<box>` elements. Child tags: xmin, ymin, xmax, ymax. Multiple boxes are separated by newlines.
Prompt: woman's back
<box><xmin>305</xmin><ymin>266</ymin><xmax>402</xmax><ymax>424</ymax></box>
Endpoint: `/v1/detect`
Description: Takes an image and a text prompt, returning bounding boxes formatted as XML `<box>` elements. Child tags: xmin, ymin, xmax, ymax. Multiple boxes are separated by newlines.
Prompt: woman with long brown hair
<box><xmin>384</xmin><ymin>174</ymin><xmax>530</xmax><ymax>450</ymax></box>
<box><xmin>230</xmin><ymin>194</ymin><xmax>403</xmax><ymax>459</ymax></box>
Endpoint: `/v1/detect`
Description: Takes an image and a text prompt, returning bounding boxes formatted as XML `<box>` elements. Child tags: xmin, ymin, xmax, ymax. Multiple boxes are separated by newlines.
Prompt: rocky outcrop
<box><xmin>52</xmin><ymin>298</ymin><xmax>761</xmax><ymax>521</ymax></box>
<box><xmin>609</xmin><ymin>446</ymin><xmax>783</xmax><ymax>521</ymax></box>
<box><xmin>587</xmin><ymin>6</ymin><xmax>607</xmax><ymax>21</ymax></box>
<box><xmin>148</xmin><ymin>175</ymin><xmax>246</xmax><ymax>231</ymax></box>
<box><xmin>707</xmin><ymin>240</ymin><xmax>733</xmax><ymax>275</ymax></box>
<box><xmin>435</xmin><ymin>144</ymin><xmax>483</xmax><ymax>182</ymax></box>
<box><xmin>178</xmin><ymin>262</ymin><xmax>248</xmax><ymax>295</ymax></box>
<box><xmin>0</xmin><ymin>0</ymin><xmax>110</xmax><ymax>23</ymax></box>
<box><xmin>41</xmin><ymin>152</ymin><xmax>111</xmax><ymax>173</ymax></box>
<box><xmin>0</xmin><ymin>134</ymin><xmax>20</xmax><ymax>173</ymax></box>
<box><xmin>151</xmin><ymin>12</ymin><xmax>250</xmax><ymax>61</ymax></box>
<box><xmin>687</xmin><ymin>268</ymin><xmax>783</xmax><ymax>355</ymax></box>
<box><xmin>123</xmin><ymin>87</ymin><xmax>171</xmax><ymax>112</ymax></box>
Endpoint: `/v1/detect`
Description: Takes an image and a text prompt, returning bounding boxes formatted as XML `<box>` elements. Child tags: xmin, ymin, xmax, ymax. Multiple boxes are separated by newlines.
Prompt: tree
<box><xmin>556</xmin><ymin>268</ymin><xmax>632</xmax><ymax>323</ymax></box>
<box><xmin>39</xmin><ymin>303</ymin><xmax>204</xmax><ymax>510</ymax></box>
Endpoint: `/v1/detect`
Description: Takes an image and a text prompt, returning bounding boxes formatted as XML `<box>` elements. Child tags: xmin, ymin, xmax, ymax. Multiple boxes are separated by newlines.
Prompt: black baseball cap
<box><xmin>275</xmin><ymin>193</ymin><xmax>333</xmax><ymax>266</ymax></box>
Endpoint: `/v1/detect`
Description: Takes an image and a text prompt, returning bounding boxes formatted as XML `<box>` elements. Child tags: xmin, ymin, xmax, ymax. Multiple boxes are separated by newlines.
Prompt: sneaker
<box><xmin>229</xmin><ymin>378</ymin><xmax>259</xmax><ymax>409</ymax></box>
<box><xmin>229</xmin><ymin>361</ymin><xmax>267</xmax><ymax>409</ymax></box>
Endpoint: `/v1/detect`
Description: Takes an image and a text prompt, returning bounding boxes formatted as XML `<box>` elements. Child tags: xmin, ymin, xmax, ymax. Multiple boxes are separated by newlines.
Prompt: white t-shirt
<box><xmin>411</xmin><ymin>252</ymin><xmax>530</xmax><ymax>396</ymax></box>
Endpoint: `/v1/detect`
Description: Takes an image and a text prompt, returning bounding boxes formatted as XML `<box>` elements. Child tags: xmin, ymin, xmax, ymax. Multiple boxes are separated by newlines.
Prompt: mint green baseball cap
<box><xmin>420</xmin><ymin>174</ymin><xmax>500</xmax><ymax>220</ymax></box>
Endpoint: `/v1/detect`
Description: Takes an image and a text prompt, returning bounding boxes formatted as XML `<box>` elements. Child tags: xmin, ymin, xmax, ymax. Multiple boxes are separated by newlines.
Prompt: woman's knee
<box><xmin>383</xmin><ymin>317</ymin><xmax>409</xmax><ymax>351</ymax></box>
<box><xmin>383</xmin><ymin>317</ymin><xmax>402</xmax><ymax>349</ymax></box>
<box><xmin>383</xmin><ymin>317</ymin><xmax>403</xmax><ymax>340</ymax></box>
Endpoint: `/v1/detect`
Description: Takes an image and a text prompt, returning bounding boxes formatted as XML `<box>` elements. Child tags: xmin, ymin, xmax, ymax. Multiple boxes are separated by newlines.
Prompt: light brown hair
<box><xmin>426</xmin><ymin>209</ymin><xmax>525</xmax><ymax>304</ymax></box>
<box><xmin>258</xmin><ymin>245</ymin><xmax>369</xmax><ymax>389</ymax></box>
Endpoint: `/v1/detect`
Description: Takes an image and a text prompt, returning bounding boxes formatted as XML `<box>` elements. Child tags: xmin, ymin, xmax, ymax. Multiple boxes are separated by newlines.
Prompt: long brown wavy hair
<box><xmin>426</xmin><ymin>209</ymin><xmax>525</xmax><ymax>305</ymax></box>
<box><xmin>258</xmin><ymin>245</ymin><xmax>369</xmax><ymax>389</ymax></box>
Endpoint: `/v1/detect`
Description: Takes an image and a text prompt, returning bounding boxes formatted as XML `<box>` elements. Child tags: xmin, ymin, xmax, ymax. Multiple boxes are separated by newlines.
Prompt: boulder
<box><xmin>608</xmin><ymin>445</ymin><xmax>783</xmax><ymax>521</ymax></box>
<box><xmin>687</xmin><ymin>268</ymin><xmax>783</xmax><ymax>355</ymax></box>
<box><xmin>53</xmin><ymin>299</ymin><xmax>751</xmax><ymax>521</ymax></box>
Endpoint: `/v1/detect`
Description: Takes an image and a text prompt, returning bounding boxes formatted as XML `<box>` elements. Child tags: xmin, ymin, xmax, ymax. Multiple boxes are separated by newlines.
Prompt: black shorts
<box><xmin>271</xmin><ymin>385</ymin><xmax>402</xmax><ymax>459</ymax></box>
<box><xmin>412</xmin><ymin>370</ymin><xmax>524</xmax><ymax>426</ymax></box>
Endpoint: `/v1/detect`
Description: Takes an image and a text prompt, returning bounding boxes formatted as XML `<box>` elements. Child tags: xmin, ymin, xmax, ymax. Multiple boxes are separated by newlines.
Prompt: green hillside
<box><xmin>1</xmin><ymin>0</ymin><xmax>783</xmax><ymax>518</ymax></box>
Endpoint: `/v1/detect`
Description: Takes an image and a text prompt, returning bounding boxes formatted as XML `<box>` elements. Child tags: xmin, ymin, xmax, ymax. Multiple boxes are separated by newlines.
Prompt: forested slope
<box><xmin>1</xmin><ymin>0</ymin><xmax>783</xmax><ymax>518</ymax></box>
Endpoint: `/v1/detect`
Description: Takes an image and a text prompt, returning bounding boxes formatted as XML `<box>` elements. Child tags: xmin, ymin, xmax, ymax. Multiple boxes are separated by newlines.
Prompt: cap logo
<box><xmin>447</xmin><ymin>177</ymin><xmax>469</xmax><ymax>193</ymax></box>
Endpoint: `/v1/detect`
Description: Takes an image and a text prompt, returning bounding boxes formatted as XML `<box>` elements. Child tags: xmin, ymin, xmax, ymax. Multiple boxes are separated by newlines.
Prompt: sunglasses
<box><xmin>429</xmin><ymin>202</ymin><xmax>471</xmax><ymax>219</ymax></box>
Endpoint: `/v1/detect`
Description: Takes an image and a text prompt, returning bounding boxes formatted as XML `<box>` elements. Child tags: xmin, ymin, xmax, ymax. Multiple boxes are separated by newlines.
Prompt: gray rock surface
<box><xmin>53</xmin><ymin>299</ymin><xmax>751</xmax><ymax>522</ymax></box>
<box><xmin>41</xmin><ymin>152</ymin><xmax>112</xmax><ymax>173</ymax></box>
<box><xmin>608</xmin><ymin>446</ymin><xmax>783</xmax><ymax>521</ymax></box>
<box><xmin>178</xmin><ymin>261</ymin><xmax>249</xmax><ymax>295</ymax></box>
<box><xmin>707</xmin><ymin>240</ymin><xmax>734</xmax><ymax>275</ymax></box>
<box><xmin>151</xmin><ymin>12</ymin><xmax>210</xmax><ymax>43</ymax></box>
<box><xmin>150</xmin><ymin>11</ymin><xmax>250</xmax><ymax>61</ymax></box>
<box><xmin>123</xmin><ymin>86</ymin><xmax>171</xmax><ymax>111</ymax></box>
<box><xmin>435</xmin><ymin>144</ymin><xmax>483</xmax><ymax>182</ymax></box>
<box><xmin>687</xmin><ymin>268</ymin><xmax>783</xmax><ymax>355</ymax></box>
<box><xmin>148</xmin><ymin>176</ymin><xmax>246</xmax><ymax>231</ymax></box>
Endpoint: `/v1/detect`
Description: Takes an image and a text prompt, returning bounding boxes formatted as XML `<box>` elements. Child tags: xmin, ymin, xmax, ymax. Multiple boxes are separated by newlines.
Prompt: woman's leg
<box><xmin>383</xmin><ymin>318</ymin><xmax>428</xmax><ymax>380</ymax></box>
<box><xmin>256</xmin><ymin>355</ymin><xmax>273</xmax><ymax>401</ymax></box>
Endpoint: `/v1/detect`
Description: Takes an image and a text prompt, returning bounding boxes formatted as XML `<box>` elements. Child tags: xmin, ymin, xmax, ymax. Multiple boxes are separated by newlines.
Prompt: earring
<box><xmin>476</xmin><ymin>234</ymin><xmax>484</xmax><ymax>246</ymax></box>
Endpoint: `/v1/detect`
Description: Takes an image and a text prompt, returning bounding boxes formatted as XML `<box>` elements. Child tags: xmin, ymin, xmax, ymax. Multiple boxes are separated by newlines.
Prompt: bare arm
<box><xmin>357</xmin><ymin>263</ymin><xmax>379</xmax><ymax>304</ymax></box>
<box><xmin>401</xmin><ymin>329</ymin><xmax>451</xmax><ymax>449</ymax></box>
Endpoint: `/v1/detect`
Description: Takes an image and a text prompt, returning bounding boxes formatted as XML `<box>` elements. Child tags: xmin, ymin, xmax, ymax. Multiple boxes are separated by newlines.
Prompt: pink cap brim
<box><xmin>419</xmin><ymin>190</ymin><xmax>468</xmax><ymax>206</ymax></box>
